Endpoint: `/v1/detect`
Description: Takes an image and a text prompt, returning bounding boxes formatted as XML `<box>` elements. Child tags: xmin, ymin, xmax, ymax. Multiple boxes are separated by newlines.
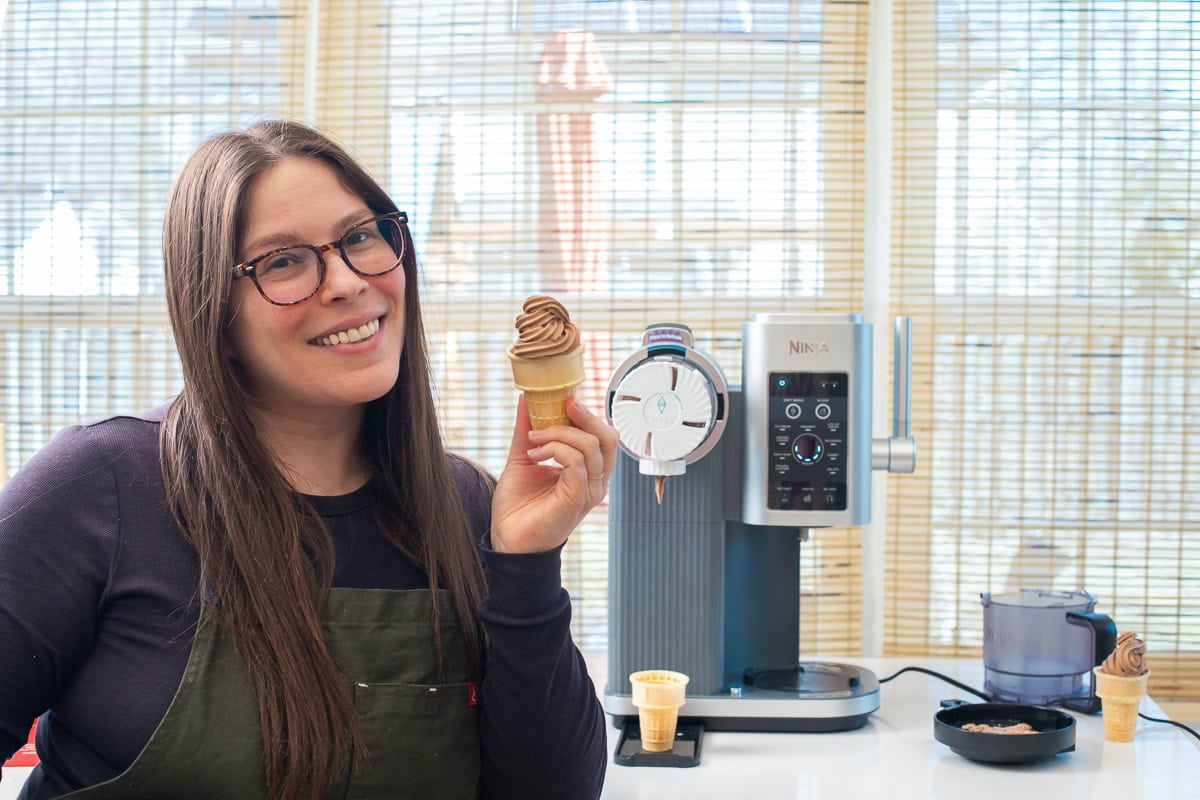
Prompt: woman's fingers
<box><xmin>566</xmin><ymin>398</ymin><xmax>617</xmax><ymax>503</ymax></box>
<box><xmin>526</xmin><ymin>439</ymin><xmax>587</xmax><ymax>475</ymax></box>
<box><xmin>522</xmin><ymin>398</ymin><xmax>620</xmax><ymax>506</ymax></box>
<box><xmin>564</xmin><ymin>396</ymin><xmax>620</xmax><ymax>476</ymax></box>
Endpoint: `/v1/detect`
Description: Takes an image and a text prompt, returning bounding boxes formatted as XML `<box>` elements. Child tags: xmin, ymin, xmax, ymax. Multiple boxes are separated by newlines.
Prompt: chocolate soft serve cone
<box><xmin>1094</xmin><ymin>631</ymin><xmax>1149</xmax><ymax>743</ymax></box>
<box><xmin>508</xmin><ymin>295</ymin><xmax>585</xmax><ymax>429</ymax></box>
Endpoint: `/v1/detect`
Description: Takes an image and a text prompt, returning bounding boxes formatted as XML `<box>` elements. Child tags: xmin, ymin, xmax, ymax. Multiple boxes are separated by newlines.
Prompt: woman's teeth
<box><xmin>313</xmin><ymin>318</ymin><xmax>380</xmax><ymax>346</ymax></box>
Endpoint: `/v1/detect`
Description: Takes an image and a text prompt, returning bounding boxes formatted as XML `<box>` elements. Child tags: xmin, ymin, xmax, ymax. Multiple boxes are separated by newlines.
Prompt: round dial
<box><xmin>791</xmin><ymin>433</ymin><xmax>824</xmax><ymax>464</ymax></box>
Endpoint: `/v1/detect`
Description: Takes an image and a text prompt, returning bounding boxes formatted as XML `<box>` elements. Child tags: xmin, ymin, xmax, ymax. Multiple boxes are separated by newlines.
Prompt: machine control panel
<box><xmin>767</xmin><ymin>371</ymin><xmax>848</xmax><ymax>511</ymax></box>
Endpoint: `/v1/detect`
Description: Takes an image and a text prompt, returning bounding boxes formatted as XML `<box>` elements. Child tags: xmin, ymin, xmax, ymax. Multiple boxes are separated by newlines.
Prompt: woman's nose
<box><xmin>319</xmin><ymin>251</ymin><xmax>369</xmax><ymax>301</ymax></box>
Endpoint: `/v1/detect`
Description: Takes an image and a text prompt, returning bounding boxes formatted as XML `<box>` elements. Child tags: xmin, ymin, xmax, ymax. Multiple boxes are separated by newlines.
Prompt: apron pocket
<box><xmin>346</xmin><ymin>681</ymin><xmax>481</xmax><ymax>800</ymax></box>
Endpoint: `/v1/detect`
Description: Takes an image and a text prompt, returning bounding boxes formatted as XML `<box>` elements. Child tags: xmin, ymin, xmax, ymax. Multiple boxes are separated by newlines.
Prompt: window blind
<box><xmin>2</xmin><ymin>0</ymin><xmax>871</xmax><ymax>654</ymax></box>
<box><xmin>889</xmin><ymin>0</ymin><xmax>1199</xmax><ymax>698</ymax></box>
<box><xmin>9</xmin><ymin>1</ymin><xmax>1195</xmax><ymax>698</ymax></box>
<box><xmin>319</xmin><ymin>0</ymin><xmax>870</xmax><ymax>651</ymax></box>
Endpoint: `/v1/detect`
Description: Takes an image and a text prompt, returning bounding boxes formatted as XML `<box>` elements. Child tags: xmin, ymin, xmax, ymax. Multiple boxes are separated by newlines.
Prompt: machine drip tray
<box><xmin>605</xmin><ymin>661</ymin><xmax>880</xmax><ymax>733</ymax></box>
<box><xmin>732</xmin><ymin>661</ymin><xmax>872</xmax><ymax>698</ymax></box>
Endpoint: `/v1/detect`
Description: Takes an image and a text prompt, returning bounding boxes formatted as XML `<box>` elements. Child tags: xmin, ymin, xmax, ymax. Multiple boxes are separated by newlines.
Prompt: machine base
<box><xmin>610</xmin><ymin>711</ymin><xmax>874</xmax><ymax>734</ymax></box>
<box><xmin>604</xmin><ymin>662</ymin><xmax>880</xmax><ymax>734</ymax></box>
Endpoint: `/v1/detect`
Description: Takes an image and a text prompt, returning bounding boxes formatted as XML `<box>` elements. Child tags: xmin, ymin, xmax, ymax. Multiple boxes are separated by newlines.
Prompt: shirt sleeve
<box><xmin>449</xmin><ymin>457</ymin><xmax>607</xmax><ymax>800</ymax></box>
<box><xmin>0</xmin><ymin>425</ymin><xmax>119</xmax><ymax>761</ymax></box>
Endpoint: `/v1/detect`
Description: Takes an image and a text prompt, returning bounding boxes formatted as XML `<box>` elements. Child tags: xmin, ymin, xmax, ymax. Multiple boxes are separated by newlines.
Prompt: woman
<box><xmin>0</xmin><ymin>120</ymin><xmax>617</xmax><ymax>799</ymax></box>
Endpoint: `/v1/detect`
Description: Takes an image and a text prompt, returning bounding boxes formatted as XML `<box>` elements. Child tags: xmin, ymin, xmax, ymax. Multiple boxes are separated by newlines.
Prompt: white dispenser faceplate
<box><xmin>610</xmin><ymin>359</ymin><xmax>717</xmax><ymax>467</ymax></box>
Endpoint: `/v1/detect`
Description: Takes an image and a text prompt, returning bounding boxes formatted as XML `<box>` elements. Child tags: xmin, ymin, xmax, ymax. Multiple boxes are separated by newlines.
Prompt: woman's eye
<box><xmin>260</xmin><ymin>253</ymin><xmax>300</xmax><ymax>273</ymax></box>
<box><xmin>345</xmin><ymin>228</ymin><xmax>379</xmax><ymax>248</ymax></box>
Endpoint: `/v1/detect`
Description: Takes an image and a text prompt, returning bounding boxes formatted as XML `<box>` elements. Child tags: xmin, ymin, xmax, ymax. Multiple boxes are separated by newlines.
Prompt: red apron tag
<box><xmin>468</xmin><ymin>681</ymin><xmax>481</xmax><ymax>707</ymax></box>
<box><xmin>3</xmin><ymin>720</ymin><xmax>39</xmax><ymax>767</ymax></box>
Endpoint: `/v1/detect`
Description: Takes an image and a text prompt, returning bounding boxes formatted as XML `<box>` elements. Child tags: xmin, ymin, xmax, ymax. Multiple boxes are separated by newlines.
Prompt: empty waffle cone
<box><xmin>508</xmin><ymin>346</ymin><xmax>585</xmax><ymax>429</ymax></box>
<box><xmin>629</xmin><ymin>670</ymin><xmax>689</xmax><ymax>752</ymax></box>
<box><xmin>1094</xmin><ymin>671</ymin><xmax>1149</xmax><ymax>743</ymax></box>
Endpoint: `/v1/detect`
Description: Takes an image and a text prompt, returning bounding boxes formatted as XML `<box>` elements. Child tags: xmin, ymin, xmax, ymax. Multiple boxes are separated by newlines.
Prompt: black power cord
<box><xmin>878</xmin><ymin>665</ymin><xmax>990</xmax><ymax>701</ymax></box>
<box><xmin>1135</xmin><ymin>711</ymin><xmax>1200</xmax><ymax>739</ymax></box>
<box><xmin>878</xmin><ymin>665</ymin><xmax>1200</xmax><ymax>742</ymax></box>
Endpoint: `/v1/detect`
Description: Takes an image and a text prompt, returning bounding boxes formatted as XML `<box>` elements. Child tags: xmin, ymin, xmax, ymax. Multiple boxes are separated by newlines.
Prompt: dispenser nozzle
<box><xmin>638</xmin><ymin>458</ymin><xmax>685</xmax><ymax>506</ymax></box>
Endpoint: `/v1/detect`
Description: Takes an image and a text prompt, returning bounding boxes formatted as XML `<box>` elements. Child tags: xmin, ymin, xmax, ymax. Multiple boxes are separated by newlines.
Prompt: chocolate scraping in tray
<box><xmin>961</xmin><ymin>722</ymin><xmax>1037</xmax><ymax>735</ymax></box>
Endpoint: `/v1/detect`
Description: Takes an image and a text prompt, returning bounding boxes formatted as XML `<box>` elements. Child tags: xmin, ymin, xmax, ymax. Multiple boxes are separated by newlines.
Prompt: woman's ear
<box><xmin>219</xmin><ymin>302</ymin><xmax>248</xmax><ymax>387</ymax></box>
<box><xmin>221</xmin><ymin>290</ymin><xmax>244</xmax><ymax>360</ymax></box>
<box><xmin>223</xmin><ymin>345</ymin><xmax>251</xmax><ymax>396</ymax></box>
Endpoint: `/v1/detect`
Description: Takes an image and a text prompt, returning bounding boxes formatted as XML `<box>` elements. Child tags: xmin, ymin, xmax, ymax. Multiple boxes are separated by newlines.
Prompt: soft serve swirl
<box><xmin>511</xmin><ymin>295</ymin><xmax>581</xmax><ymax>358</ymax></box>
<box><xmin>1100</xmin><ymin>631</ymin><xmax>1147</xmax><ymax>677</ymax></box>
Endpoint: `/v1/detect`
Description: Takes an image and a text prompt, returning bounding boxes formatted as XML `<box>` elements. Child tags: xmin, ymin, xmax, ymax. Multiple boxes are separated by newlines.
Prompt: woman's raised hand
<box><xmin>489</xmin><ymin>396</ymin><xmax>620</xmax><ymax>554</ymax></box>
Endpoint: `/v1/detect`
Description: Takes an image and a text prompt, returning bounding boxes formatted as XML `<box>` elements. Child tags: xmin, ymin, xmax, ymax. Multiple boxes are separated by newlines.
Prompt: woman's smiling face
<box><xmin>226</xmin><ymin>156</ymin><xmax>406</xmax><ymax>420</ymax></box>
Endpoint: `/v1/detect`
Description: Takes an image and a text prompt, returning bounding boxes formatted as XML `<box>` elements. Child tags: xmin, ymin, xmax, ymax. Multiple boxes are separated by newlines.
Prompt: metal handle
<box><xmin>873</xmin><ymin>316</ymin><xmax>917</xmax><ymax>473</ymax></box>
<box><xmin>893</xmin><ymin>317</ymin><xmax>911</xmax><ymax>441</ymax></box>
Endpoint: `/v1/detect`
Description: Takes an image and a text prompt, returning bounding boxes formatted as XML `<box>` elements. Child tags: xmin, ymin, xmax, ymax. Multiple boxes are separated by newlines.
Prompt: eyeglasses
<box><xmin>232</xmin><ymin>212</ymin><xmax>408</xmax><ymax>306</ymax></box>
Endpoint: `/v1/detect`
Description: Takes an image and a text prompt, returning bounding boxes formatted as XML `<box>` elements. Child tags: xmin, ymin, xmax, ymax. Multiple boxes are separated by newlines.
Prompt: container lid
<box><xmin>980</xmin><ymin>588</ymin><xmax>1096</xmax><ymax>609</ymax></box>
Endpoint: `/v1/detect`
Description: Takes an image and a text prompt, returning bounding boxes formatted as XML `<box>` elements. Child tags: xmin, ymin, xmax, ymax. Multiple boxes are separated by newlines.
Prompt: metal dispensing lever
<box><xmin>873</xmin><ymin>317</ymin><xmax>917</xmax><ymax>474</ymax></box>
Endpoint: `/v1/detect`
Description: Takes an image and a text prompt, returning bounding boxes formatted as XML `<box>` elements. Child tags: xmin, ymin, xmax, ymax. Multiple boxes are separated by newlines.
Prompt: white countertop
<box><xmin>594</xmin><ymin>656</ymin><xmax>1199</xmax><ymax>800</ymax></box>
<box><xmin>4</xmin><ymin>657</ymin><xmax>1196</xmax><ymax>799</ymax></box>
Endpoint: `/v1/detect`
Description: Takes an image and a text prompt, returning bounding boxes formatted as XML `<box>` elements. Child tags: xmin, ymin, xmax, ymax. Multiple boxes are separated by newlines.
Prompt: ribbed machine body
<box><xmin>606</xmin><ymin>429</ymin><xmax>730</xmax><ymax>697</ymax></box>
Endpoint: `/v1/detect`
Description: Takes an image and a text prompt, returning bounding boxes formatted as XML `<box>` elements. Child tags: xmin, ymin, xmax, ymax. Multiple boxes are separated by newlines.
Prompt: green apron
<box><xmin>60</xmin><ymin>588</ymin><xmax>481</xmax><ymax>800</ymax></box>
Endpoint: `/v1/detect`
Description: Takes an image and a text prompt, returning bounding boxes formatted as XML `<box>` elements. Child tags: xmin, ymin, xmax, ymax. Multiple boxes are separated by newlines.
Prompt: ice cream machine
<box><xmin>603</xmin><ymin>313</ymin><xmax>915</xmax><ymax>737</ymax></box>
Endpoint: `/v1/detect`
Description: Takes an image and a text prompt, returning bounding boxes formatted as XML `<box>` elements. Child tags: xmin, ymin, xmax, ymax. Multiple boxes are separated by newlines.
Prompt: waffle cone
<box><xmin>508</xmin><ymin>346</ymin><xmax>585</xmax><ymax>429</ymax></box>
<box><xmin>1095</xmin><ymin>670</ymin><xmax>1149</xmax><ymax>743</ymax></box>
<box><xmin>629</xmin><ymin>670</ymin><xmax>689</xmax><ymax>753</ymax></box>
<box><xmin>636</xmin><ymin>707</ymin><xmax>679</xmax><ymax>752</ymax></box>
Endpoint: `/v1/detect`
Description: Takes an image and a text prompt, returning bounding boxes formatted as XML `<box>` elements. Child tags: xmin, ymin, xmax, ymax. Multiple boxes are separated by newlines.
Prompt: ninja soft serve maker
<box><xmin>981</xmin><ymin>589</ymin><xmax>1117</xmax><ymax>713</ymax></box>
<box><xmin>603</xmin><ymin>314</ymin><xmax>916</xmax><ymax>745</ymax></box>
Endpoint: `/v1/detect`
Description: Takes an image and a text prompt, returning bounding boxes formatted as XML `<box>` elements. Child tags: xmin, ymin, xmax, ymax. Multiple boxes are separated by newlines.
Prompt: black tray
<box><xmin>934</xmin><ymin>700</ymin><xmax>1076</xmax><ymax>764</ymax></box>
<box><xmin>614</xmin><ymin>721</ymin><xmax>704</xmax><ymax>767</ymax></box>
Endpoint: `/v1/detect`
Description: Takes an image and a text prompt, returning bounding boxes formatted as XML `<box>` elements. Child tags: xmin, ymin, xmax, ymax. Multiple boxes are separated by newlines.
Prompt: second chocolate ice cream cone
<box><xmin>1095</xmin><ymin>671</ymin><xmax>1149</xmax><ymax>742</ymax></box>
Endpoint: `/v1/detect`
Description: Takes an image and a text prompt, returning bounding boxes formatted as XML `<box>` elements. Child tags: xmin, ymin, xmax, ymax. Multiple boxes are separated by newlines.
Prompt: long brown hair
<box><xmin>159</xmin><ymin>119</ymin><xmax>487</xmax><ymax>799</ymax></box>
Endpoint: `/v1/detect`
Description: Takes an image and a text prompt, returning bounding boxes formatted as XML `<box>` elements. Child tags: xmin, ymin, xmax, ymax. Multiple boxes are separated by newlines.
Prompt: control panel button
<box><xmin>791</xmin><ymin>434</ymin><xmax>824</xmax><ymax>464</ymax></box>
<box><xmin>785</xmin><ymin>403</ymin><xmax>802</xmax><ymax>420</ymax></box>
<box><xmin>814</xmin><ymin>402</ymin><xmax>831</xmax><ymax>420</ymax></box>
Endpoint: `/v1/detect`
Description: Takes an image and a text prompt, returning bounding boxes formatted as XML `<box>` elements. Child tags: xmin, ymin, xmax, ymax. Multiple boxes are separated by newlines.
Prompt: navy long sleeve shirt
<box><xmin>0</xmin><ymin>409</ymin><xmax>606</xmax><ymax>799</ymax></box>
